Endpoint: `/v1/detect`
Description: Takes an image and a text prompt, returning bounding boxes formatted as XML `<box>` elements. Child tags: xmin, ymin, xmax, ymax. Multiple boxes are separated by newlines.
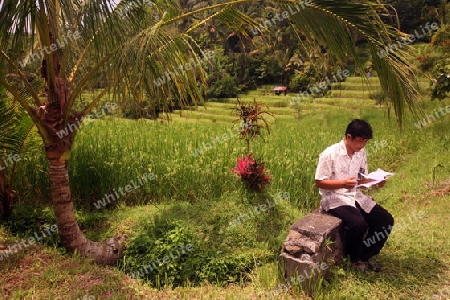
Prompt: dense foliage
<box><xmin>196</xmin><ymin>0</ymin><xmax>450</xmax><ymax>98</ymax></box>
<box><xmin>120</xmin><ymin>203</ymin><xmax>278</xmax><ymax>287</ymax></box>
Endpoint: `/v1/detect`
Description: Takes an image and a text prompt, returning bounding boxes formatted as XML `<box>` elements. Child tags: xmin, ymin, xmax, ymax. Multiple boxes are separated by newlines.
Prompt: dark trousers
<box><xmin>327</xmin><ymin>203</ymin><xmax>394</xmax><ymax>262</ymax></box>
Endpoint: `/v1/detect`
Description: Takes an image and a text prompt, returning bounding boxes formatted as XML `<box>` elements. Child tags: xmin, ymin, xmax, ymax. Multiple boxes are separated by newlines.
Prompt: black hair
<box><xmin>345</xmin><ymin>119</ymin><xmax>373</xmax><ymax>139</ymax></box>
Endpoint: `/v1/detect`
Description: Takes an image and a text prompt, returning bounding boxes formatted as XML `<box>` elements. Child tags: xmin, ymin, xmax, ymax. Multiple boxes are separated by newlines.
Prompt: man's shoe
<box><xmin>352</xmin><ymin>261</ymin><xmax>368</xmax><ymax>272</ymax></box>
<box><xmin>366</xmin><ymin>261</ymin><xmax>382</xmax><ymax>272</ymax></box>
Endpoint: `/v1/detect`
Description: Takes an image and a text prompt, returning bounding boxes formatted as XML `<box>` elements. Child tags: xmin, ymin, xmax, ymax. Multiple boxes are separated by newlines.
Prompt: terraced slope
<box><xmin>169</xmin><ymin>75</ymin><xmax>430</xmax><ymax>123</ymax></box>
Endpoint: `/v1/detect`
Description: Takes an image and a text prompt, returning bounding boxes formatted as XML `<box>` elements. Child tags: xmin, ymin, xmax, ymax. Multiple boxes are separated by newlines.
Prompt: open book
<box><xmin>356</xmin><ymin>168</ymin><xmax>395</xmax><ymax>188</ymax></box>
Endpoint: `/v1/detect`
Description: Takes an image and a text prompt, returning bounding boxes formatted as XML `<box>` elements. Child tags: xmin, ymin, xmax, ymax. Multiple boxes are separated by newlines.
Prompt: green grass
<box><xmin>1</xmin><ymin>76</ymin><xmax>449</xmax><ymax>299</ymax></box>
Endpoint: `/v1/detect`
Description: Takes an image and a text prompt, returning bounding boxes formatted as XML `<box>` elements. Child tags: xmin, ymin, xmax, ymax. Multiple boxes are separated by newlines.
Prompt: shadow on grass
<box><xmin>317</xmin><ymin>252</ymin><xmax>448</xmax><ymax>299</ymax></box>
<box><xmin>118</xmin><ymin>192</ymin><xmax>299</xmax><ymax>288</ymax></box>
<box><xmin>372</xmin><ymin>254</ymin><xmax>448</xmax><ymax>291</ymax></box>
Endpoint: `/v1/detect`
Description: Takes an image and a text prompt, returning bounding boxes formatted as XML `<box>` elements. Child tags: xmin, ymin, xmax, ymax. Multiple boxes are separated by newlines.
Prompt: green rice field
<box><xmin>1</xmin><ymin>75</ymin><xmax>449</xmax><ymax>299</ymax></box>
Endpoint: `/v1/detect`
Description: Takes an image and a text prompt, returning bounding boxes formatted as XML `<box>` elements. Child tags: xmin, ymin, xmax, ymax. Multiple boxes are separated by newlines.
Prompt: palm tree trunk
<box><xmin>36</xmin><ymin>31</ymin><xmax>123</xmax><ymax>265</ymax></box>
<box><xmin>49</xmin><ymin>159</ymin><xmax>123</xmax><ymax>265</ymax></box>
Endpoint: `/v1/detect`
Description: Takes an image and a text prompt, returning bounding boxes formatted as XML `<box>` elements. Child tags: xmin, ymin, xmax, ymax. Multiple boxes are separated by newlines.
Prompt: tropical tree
<box><xmin>0</xmin><ymin>0</ymin><xmax>419</xmax><ymax>265</ymax></box>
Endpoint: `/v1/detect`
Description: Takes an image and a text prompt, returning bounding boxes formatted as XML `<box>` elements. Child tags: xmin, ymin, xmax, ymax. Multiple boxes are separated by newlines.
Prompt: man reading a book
<box><xmin>314</xmin><ymin>119</ymin><xmax>394</xmax><ymax>272</ymax></box>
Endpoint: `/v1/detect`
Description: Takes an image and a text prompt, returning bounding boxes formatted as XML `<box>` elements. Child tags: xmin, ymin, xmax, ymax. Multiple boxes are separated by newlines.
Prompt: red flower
<box><xmin>231</xmin><ymin>154</ymin><xmax>255</xmax><ymax>175</ymax></box>
<box><xmin>232</xmin><ymin>154</ymin><xmax>271</xmax><ymax>191</ymax></box>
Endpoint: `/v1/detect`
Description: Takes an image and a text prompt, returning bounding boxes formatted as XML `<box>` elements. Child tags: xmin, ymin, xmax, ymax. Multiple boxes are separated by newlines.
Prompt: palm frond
<box><xmin>0</xmin><ymin>87</ymin><xmax>34</xmax><ymax>155</ymax></box>
<box><xmin>279</xmin><ymin>0</ymin><xmax>419</xmax><ymax>125</ymax></box>
<box><xmin>0</xmin><ymin>0</ymin><xmax>421</xmax><ymax>126</ymax></box>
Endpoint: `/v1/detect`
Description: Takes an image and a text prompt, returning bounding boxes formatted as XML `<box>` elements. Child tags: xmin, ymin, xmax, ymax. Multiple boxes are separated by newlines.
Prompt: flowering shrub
<box><xmin>230</xmin><ymin>99</ymin><xmax>273</xmax><ymax>192</ymax></box>
<box><xmin>232</xmin><ymin>154</ymin><xmax>271</xmax><ymax>192</ymax></box>
<box><xmin>231</xmin><ymin>99</ymin><xmax>273</xmax><ymax>153</ymax></box>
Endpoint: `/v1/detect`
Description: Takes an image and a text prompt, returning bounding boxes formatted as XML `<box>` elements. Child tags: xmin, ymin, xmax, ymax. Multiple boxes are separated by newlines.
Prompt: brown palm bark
<box><xmin>49</xmin><ymin>160</ymin><xmax>123</xmax><ymax>265</ymax></box>
<box><xmin>31</xmin><ymin>33</ymin><xmax>124</xmax><ymax>265</ymax></box>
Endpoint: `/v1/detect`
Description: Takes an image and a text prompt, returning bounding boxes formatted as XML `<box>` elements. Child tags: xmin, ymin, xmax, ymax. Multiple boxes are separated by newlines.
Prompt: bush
<box><xmin>120</xmin><ymin>100</ymin><xmax>162</xmax><ymax>120</ymax></box>
<box><xmin>121</xmin><ymin>219</ymin><xmax>197</xmax><ymax>287</ymax></box>
<box><xmin>121</xmin><ymin>211</ymin><xmax>273</xmax><ymax>288</ymax></box>
<box><xmin>207</xmin><ymin>73</ymin><xmax>239</xmax><ymax>98</ymax></box>
<box><xmin>430</xmin><ymin>24</ymin><xmax>450</xmax><ymax>50</ymax></box>
<box><xmin>369</xmin><ymin>90</ymin><xmax>387</xmax><ymax>105</ymax></box>
<box><xmin>431</xmin><ymin>69</ymin><xmax>450</xmax><ymax>100</ymax></box>
<box><xmin>3</xmin><ymin>205</ymin><xmax>61</xmax><ymax>248</ymax></box>
<box><xmin>289</xmin><ymin>65</ymin><xmax>316</xmax><ymax>92</ymax></box>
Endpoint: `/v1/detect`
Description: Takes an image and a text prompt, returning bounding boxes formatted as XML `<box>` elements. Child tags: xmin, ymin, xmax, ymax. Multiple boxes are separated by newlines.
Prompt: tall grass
<box><xmin>12</xmin><ymin>96</ymin><xmax>424</xmax><ymax>212</ymax></box>
<box><xmin>4</xmin><ymin>75</ymin><xmax>450</xmax><ymax>298</ymax></box>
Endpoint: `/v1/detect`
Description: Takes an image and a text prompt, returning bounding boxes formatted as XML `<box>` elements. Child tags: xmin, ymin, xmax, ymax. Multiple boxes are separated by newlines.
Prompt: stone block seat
<box><xmin>278</xmin><ymin>209</ymin><xmax>345</xmax><ymax>295</ymax></box>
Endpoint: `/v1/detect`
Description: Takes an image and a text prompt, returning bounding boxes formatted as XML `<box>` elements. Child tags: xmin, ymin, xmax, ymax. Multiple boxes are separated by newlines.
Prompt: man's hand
<box><xmin>357</xmin><ymin>178</ymin><xmax>387</xmax><ymax>188</ymax></box>
<box><xmin>375</xmin><ymin>180</ymin><xmax>386</xmax><ymax>188</ymax></box>
<box><xmin>342</xmin><ymin>176</ymin><xmax>357</xmax><ymax>189</ymax></box>
<box><xmin>315</xmin><ymin>176</ymin><xmax>359</xmax><ymax>190</ymax></box>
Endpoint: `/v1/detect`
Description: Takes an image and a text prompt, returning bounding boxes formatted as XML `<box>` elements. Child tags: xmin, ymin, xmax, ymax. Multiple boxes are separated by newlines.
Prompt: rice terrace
<box><xmin>0</xmin><ymin>0</ymin><xmax>449</xmax><ymax>299</ymax></box>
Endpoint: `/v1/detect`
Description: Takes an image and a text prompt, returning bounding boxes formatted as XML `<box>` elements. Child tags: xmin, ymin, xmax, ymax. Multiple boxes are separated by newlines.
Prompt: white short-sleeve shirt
<box><xmin>315</xmin><ymin>139</ymin><xmax>376</xmax><ymax>213</ymax></box>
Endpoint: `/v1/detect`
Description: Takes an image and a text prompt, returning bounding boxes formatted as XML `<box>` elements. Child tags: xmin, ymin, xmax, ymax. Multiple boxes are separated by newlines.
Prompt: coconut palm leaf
<box><xmin>282</xmin><ymin>0</ymin><xmax>419</xmax><ymax>124</ymax></box>
<box><xmin>0</xmin><ymin>89</ymin><xmax>33</xmax><ymax>155</ymax></box>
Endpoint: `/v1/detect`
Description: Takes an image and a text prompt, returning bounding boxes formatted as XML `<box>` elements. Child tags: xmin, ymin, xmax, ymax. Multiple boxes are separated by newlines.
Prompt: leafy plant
<box><xmin>430</xmin><ymin>24</ymin><xmax>450</xmax><ymax>50</ymax></box>
<box><xmin>207</xmin><ymin>73</ymin><xmax>239</xmax><ymax>98</ymax></box>
<box><xmin>230</xmin><ymin>99</ymin><xmax>273</xmax><ymax>192</ymax></box>
<box><xmin>432</xmin><ymin>163</ymin><xmax>445</xmax><ymax>187</ymax></box>
<box><xmin>120</xmin><ymin>99</ymin><xmax>162</xmax><ymax>119</ymax></box>
<box><xmin>430</xmin><ymin>70</ymin><xmax>450</xmax><ymax>100</ymax></box>
<box><xmin>232</xmin><ymin>154</ymin><xmax>271</xmax><ymax>192</ymax></box>
<box><xmin>121</xmin><ymin>216</ymin><xmax>269</xmax><ymax>288</ymax></box>
<box><xmin>231</xmin><ymin>98</ymin><xmax>273</xmax><ymax>153</ymax></box>
<box><xmin>121</xmin><ymin>219</ymin><xmax>196</xmax><ymax>288</ymax></box>
<box><xmin>289</xmin><ymin>65</ymin><xmax>317</xmax><ymax>93</ymax></box>
<box><xmin>369</xmin><ymin>90</ymin><xmax>387</xmax><ymax>105</ymax></box>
